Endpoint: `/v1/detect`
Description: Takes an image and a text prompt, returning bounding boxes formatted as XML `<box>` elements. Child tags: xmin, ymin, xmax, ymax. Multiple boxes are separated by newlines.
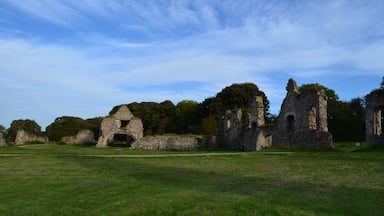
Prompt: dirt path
<box><xmin>0</xmin><ymin>152</ymin><xmax>293</xmax><ymax>157</ymax></box>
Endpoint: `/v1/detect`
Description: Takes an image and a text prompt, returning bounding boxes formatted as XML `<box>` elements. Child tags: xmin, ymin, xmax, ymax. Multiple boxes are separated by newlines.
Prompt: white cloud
<box><xmin>1</xmin><ymin>0</ymin><xmax>384</xmax><ymax>129</ymax></box>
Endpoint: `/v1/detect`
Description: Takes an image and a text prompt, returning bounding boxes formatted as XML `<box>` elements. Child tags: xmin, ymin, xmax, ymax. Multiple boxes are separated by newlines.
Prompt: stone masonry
<box><xmin>218</xmin><ymin>78</ymin><xmax>333</xmax><ymax>151</ymax></box>
<box><xmin>0</xmin><ymin>132</ymin><xmax>6</xmax><ymax>146</ymax></box>
<box><xmin>272</xmin><ymin>79</ymin><xmax>333</xmax><ymax>148</ymax></box>
<box><xmin>15</xmin><ymin>129</ymin><xmax>48</xmax><ymax>145</ymax></box>
<box><xmin>131</xmin><ymin>134</ymin><xmax>216</xmax><ymax>150</ymax></box>
<box><xmin>96</xmin><ymin>105</ymin><xmax>143</xmax><ymax>148</ymax></box>
<box><xmin>218</xmin><ymin>96</ymin><xmax>272</xmax><ymax>151</ymax></box>
<box><xmin>61</xmin><ymin>129</ymin><xmax>95</xmax><ymax>144</ymax></box>
<box><xmin>365</xmin><ymin>88</ymin><xmax>384</xmax><ymax>147</ymax></box>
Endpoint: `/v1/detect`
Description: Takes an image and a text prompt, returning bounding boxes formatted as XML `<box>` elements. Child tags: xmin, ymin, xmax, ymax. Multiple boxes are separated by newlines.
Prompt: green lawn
<box><xmin>0</xmin><ymin>143</ymin><xmax>383</xmax><ymax>215</ymax></box>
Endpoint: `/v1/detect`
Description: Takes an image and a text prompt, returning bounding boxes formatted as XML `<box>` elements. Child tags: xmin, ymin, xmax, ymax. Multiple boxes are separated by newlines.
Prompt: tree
<box><xmin>347</xmin><ymin>97</ymin><xmax>366</xmax><ymax>141</ymax></box>
<box><xmin>45</xmin><ymin>116</ymin><xmax>102</xmax><ymax>142</ymax></box>
<box><xmin>299</xmin><ymin>83</ymin><xmax>339</xmax><ymax>101</ymax></box>
<box><xmin>6</xmin><ymin>119</ymin><xmax>43</xmax><ymax>142</ymax></box>
<box><xmin>0</xmin><ymin>124</ymin><xmax>5</xmax><ymax>133</ymax></box>
<box><xmin>200</xmin><ymin>83</ymin><xmax>270</xmax><ymax>121</ymax></box>
<box><xmin>175</xmin><ymin>100</ymin><xmax>200</xmax><ymax>133</ymax></box>
<box><xmin>200</xmin><ymin>115</ymin><xmax>217</xmax><ymax>135</ymax></box>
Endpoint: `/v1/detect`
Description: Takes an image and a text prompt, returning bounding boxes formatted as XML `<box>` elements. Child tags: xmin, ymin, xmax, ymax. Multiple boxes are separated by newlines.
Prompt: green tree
<box><xmin>200</xmin><ymin>83</ymin><xmax>270</xmax><ymax>121</ymax></box>
<box><xmin>45</xmin><ymin>116</ymin><xmax>101</xmax><ymax>142</ymax></box>
<box><xmin>6</xmin><ymin>119</ymin><xmax>43</xmax><ymax>142</ymax></box>
<box><xmin>175</xmin><ymin>100</ymin><xmax>200</xmax><ymax>133</ymax></box>
<box><xmin>200</xmin><ymin>115</ymin><xmax>217</xmax><ymax>135</ymax></box>
<box><xmin>347</xmin><ymin>97</ymin><xmax>366</xmax><ymax>141</ymax></box>
<box><xmin>299</xmin><ymin>83</ymin><xmax>339</xmax><ymax>101</ymax></box>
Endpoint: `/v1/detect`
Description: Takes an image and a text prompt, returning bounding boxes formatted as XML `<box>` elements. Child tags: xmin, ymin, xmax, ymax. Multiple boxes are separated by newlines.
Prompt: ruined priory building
<box><xmin>272</xmin><ymin>79</ymin><xmax>333</xmax><ymax>148</ymax></box>
<box><xmin>96</xmin><ymin>105</ymin><xmax>143</xmax><ymax>148</ymax></box>
<box><xmin>218</xmin><ymin>78</ymin><xmax>333</xmax><ymax>150</ymax></box>
<box><xmin>217</xmin><ymin>96</ymin><xmax>272</xmax><ymax>151</ymax></box>
<box><xmin>365</xmin><ymin>88</ymin><xmax>384</xmax><ymax>147</ymax></box>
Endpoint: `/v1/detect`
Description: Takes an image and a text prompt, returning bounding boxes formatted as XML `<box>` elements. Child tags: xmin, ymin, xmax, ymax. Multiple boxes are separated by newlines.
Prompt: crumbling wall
<box><xmin>272</xmin><ymin>79</ymin><xmax>332</xmax><ymax>148</ymax></box>
<box><xmin>0</xmin><ymin>132</ymin><xmax>6</xmax><ymax>146</ymax></box>
<box><xmin>365</xmin><ymin>89</ymin><xmax>384</xmax><ymax>147</ymax></box>
<box><xmin>96</xmin><ymin>105</ymin><xmax>143</xmax><ymax>148</ymax></box>
<box><xmin>15</xmin><ymin>129</ymin><xmax>48</xmax><ymax>145</ymax></box>
<box><xmin>217</xmin><ymin>96</ymin><xmax>272</xmax><ymax>151</ymax></box>
<box><xmin>131</xmin><ymin>134</ymin><xmax>216</xmax><ymax>150</ymax></box>
<box><xmin>61</xmin><ymin>129</ymin><xmax>95</xmax><ymax>144</ymax></box>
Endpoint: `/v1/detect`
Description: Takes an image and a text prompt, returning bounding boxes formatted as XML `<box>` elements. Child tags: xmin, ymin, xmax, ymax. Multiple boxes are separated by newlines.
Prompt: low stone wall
<box><xmin>15</xmin><ymin>129</ymin><xmax>48</xmax><ymax>145</ymax></box>
<box><xmin>0</xmin><ymin>132</ymin><xmax>6</xmax><ymax>146</ymax></box>
<box><xmin>61</xmin><ymin>129</ymin><xmax>95</xmax><ymax>144</ymax></box>
<box><xmin>131</xmin><ymin>134</ymin><xmax>216</xmax><ymax>150</ymax></box>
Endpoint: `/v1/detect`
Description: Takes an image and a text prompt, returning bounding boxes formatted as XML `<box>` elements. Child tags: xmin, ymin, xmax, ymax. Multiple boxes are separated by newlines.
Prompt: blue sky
<box><xmin>1</xmin><ymin>0</ymin><xmax>383</xmax><ymax>129</ymax></box>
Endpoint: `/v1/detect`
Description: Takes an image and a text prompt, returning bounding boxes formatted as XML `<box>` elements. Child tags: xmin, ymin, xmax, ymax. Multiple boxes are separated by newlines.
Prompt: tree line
<box><xmin>1</xmin><ymin>82</ymin><xmax>366</xmax><ymax>143</ymax></box>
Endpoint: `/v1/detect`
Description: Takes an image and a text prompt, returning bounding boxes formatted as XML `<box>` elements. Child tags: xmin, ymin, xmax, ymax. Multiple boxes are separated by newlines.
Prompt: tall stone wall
<box><xmin>0</xmin><ymin>132</ymin><xmax>6</xmax><ymax>146</ymax></box>
<box><xmin>272</xmin><ymin>79</ymin><xmax>332</xmax><ymax>148</ymax></box>
<box><xmin>15</xmin><ymin>129</ymin><xmax>48</xmax><ymax>145</ymax></box>
<box><xmin>217</xmin><ymin>96</ymin><xmax>272</xmax><ymax>151</ymax></box>
<box><xmin>365</xmin><ymin>89</ymin><xmax>384</xmax><ymax>147</ymax></box>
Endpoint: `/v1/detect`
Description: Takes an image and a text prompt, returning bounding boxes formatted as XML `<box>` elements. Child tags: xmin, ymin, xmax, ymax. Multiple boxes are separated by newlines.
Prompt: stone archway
<box><xmin>109</xmin><ymin>133</ymin><xmax>136</xmax><ymax>147</ymax></box>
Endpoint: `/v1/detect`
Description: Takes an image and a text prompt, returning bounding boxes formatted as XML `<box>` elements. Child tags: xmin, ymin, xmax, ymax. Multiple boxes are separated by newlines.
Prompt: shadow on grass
<box><xmin>63</xmin><ymin>155</ymin><xmax>384</xmax><ymax>215</ymax></box>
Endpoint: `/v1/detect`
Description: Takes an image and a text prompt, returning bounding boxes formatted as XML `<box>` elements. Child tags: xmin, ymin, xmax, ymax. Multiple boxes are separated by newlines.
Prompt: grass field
<box><xmin>0</xmin><ymin>143</ymin><xmax>383</xmax><ymax>215</ymax></box>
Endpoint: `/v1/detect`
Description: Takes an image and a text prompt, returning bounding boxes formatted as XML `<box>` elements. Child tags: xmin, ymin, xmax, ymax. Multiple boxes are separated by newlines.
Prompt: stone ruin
<box><xmin>96</xmin><ymin>105</ymin><xmax>143</xmax><ymax>148</ymax></box>
<box><xmin>61</xmin><ymin>129</ymin><xmax>96</xmax><ymax>145</ymax></box>
<box><xmin>272</xmin><ymin>79</ymin><xmax>333</xmax><ymax>148</ymax></box>
<box><xmin>365</xmin><ymin>87</ymin><xmax>384</xmax><ymax>147</ymax></box>
<box><xmin>218</xmin><ymin>78</ymin><xmax>333</xmax><ymax>150</ymax></box>
<box><xmin>0</xmin><ymin>132</ymin><xmax>6</xmax><ymax>146</ymax></box>
<box><xmin>15</xmin><ymin>129</ymin><xmax>48</xmax><ymax>145</ymax></box>
<box><xmin>217</xmin><ymin>96</ymin><xmax>272</xmax><ymax>151</ymax></box>
<box><xmin>131</xmin><ymin>134</ymin><xmax>216</xmax><ymax>150</ymax></box>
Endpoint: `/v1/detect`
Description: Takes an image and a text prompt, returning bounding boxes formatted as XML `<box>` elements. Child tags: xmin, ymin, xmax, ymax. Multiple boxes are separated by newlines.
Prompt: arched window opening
<box><xmin>286</xmin><ymin>115</ymin><xmax>295</xmax><ymax>133</ymax></box>
<box><xmin>308</xmin><ymin>106</ymin><xmax>317</xmax><ymax>130</ymax></box>
<box><xmin>374</xmin><ymin>107</ymin><xmax>384</xmax><ymax>136</ymax></box>
<box><xmin>120</xmin><ymin>120</ymin><xmax>129</xmax><ymax>128</ymax></box>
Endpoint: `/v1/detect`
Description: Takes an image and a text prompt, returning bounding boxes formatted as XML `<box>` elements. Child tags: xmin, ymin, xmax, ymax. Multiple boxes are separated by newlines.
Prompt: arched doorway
<box><xmin>109</xmin><ymin>133</ymin><xmax>135</xmax><ymax>147</ymax></box>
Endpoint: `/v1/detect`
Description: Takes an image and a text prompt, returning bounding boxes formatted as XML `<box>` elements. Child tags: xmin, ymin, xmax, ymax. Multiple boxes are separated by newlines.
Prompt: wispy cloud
<box><xmin>0</xmin><ymin>0</ymin><xmax>383</xmax><ymax>128</ymax></box>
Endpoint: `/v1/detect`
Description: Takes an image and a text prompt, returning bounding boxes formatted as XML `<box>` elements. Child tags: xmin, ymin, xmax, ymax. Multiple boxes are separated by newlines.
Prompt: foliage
<box><xmin>202</xmin><ymin>83</ymin><xmax>269</xmax><ymax>118</ymax></box>
<box><xmin>5</xmin><ymin>119</ymin><xmax>43</xmax><ymax>142</ymax></box>
<box><xmin>45</xmin><ymin>116</ymin><xmax>102</xmax><ymax>142</ymax></box>
<box><xmin>0</xmin><ymin>124</ymin><xmax>5</xmax><ymax>133</ymax></box>
<box><xmin>299</xmin><ymin>83</ymin><xmax>339</xmax><ymax>101</ymax></box>
<box><xmin>200</xmin><ymin>115</ymin><xmax>217</xmax><ymax>135</ymax></box>
<box><xmin>175</xmin><ymin>100</ymin><xmax>200</xmax><ymax>133</ymax></box>
<box><xmin>199</xmin><ymin>83</ymin><xmax>271</xmax><ymax>131</ymax></box>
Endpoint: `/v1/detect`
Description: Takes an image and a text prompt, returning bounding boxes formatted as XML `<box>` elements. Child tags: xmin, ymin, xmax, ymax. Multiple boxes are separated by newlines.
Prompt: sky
<box><xmin>1</xmin><ymin>0</ymin><xmax>383</xmax><ymax>130</ymax></box>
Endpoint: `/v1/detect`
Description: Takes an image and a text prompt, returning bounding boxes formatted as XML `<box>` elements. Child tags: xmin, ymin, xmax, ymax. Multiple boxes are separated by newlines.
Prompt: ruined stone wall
<box><xmin>15</xmin><ymin>129</ymin><xmax>48</xmax><ymax>145</ymax></box>
<box><xmin>0</xmin><ymin>132</ymin><xmax>6</xmax><ymax>146</ymax></box>
<box><xmin>61</xmin><ymin>129</ymin><xmax>95</xmax><ymax>144</ymax></box>
<box><xmin>217</xmin><ymin>96</ymin><xmax>272</xmax><ymax>151</ymax></box>
<box><xmin>365</xmin><ymin>89</ymin><xmax>384</xmax><ymax>147</ymax></box>
<box><xmin>96</xmin><ymin>105</ymin><xmax>143</xmax><ymax>148</ymax></box>
<box><xmin>272</xmin><ymin>79</ymin><xmax>332</xmax><ymax>148</ymax></box>
<box><xmin>131</xmin><ymin>134</ymin><xmax>216</xmax><ymax>150</ymax></box>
